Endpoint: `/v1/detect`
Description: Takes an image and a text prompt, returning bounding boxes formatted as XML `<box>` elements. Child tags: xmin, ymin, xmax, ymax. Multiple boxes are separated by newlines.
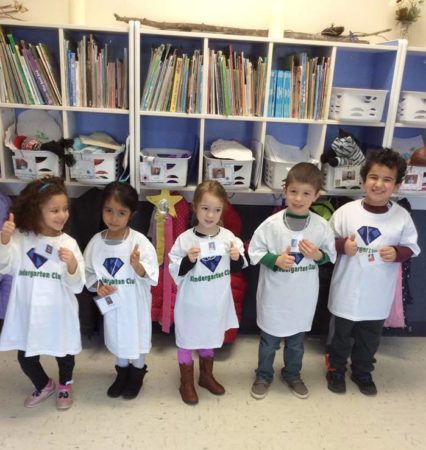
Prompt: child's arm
<box><xmin>60</xmin><ymin>239</ymin><xmax>85</xmax><ymax>293</ymax></box>
<box><xmin>132</xmin><ymin>235</ymin><xmax>159</xmax><ymax>285</ymax></box>
<box><xmin>298</xmin><ymin>239</ymin><xmax>323</xmax><ymax>261</ymax></box>
<box><xmin>275</xmin><ymin>247</ymin><xmax>296</xmax><ymax>270</ymax></box>
<box><xmin>59</xmin><ymin>247</ymin><xmax>78</xmax><ymax>274</ymax></box>
<box><xmin>177</xmin><ymin>246</ymin><xmax>200</xmax><ymax>276</ymax></box>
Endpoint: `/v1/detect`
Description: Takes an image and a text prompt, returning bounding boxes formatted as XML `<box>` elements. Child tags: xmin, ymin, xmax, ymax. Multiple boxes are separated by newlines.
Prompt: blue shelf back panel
<box><xmin>2</xmin><ymin>26</ymin><xmax>61</xmax><ymax>70</ymax></box>
<box><xmin>63</xmin><ymin>30</ymin><xmax>128</xmax><ymax>53</ymax></box>
<box><xmin>402</xmin><ymin>54</ymin><xmax>426</xmax><ymax>92</ymax></box>
<box><xmin>325</xmin><ymin>124</ymin><xmax>385</xmax><ymax>151</ymax></box>
<box><xmin>139</xmin><ymin>35</ymin><xmax>203</xmax><ymax>91</ymax></box>
<box><xmin>140</xmin><ymin>116</ymin><xmax>199</xmax><ymax>150</ymax></box>
<box><xmin>333</xmin><ymin>50</ymin><xmax>396</xmax><ymax>90</ymax></box>
<box><xmin>266</xmin><ymin>122</ymin><xmax>310</xmax><ymax>148</ymax></box>
<box><xmin>72</xmin><ymin>112</ymin><xmax>129</xmax><ymax>143</ymax></box>
<box><xmin>393</xmin><ymin>127</ymin><xmax>426</xmax><ymax>140</ymax></box>
<box><xmin>204</xmin><ymin>119</ymin><xmax>254</xmax><ymax>150</ymax></box>
<box><xmin>272</xmin><ymin>44</ymin><xmax>332</xmax><ymax>69</ymax></box>
<box><xmin>207</xmin><ymin>39</ymin><xmax>268</xmax><ymax>61</ymax></box>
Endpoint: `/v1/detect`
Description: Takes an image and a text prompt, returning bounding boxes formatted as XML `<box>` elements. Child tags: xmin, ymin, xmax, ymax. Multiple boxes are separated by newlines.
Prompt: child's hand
<box><xmin>229</xmin><ymin>241</ymin><xmax>240</xmax><ymax>261</ymax></box>
<box><xmin>188</xmin><ymin>246</ymin><xmax>200</xmax><ymax>263</ymax></box>
<box><xmin>379</xmin><ymin>246</ymin><xmax>397</xmax><ymax>262</ymax></box>
<box><xmin>1</xmin><ymin>213</ymin><xmax>16</xmax><ymax>245</ymax></box>
<box><xmin>97</xmin><ymin>283</ymin><xmax>117</xmax><ymax>298</ymax></box>
<box><xmin>130</xmin><ymin>244</ymin><xmax>140</xmax><ymax>269</ymax></box>
<box><xmin>275</xmin><ymin>246</ymin><xmax>295</xmax><ymax>270</ymax></box>
<box><xmin>299</xmin><ymin>239</ymin><xmax>322</xmax><ymax>261</ymax></box>
<box><xmin>344</xmin><ymin>234</ymin><xmax>358</xmax><ymax>256</ymax></box>
<box><xmin>130</xmin><ymin>244</ymin><xmax>146</xmax><ymax>277</ymax></box>
<box><xmin>59</xmin><ymin>247</ymin><xmax>78</xmax><ymax>274</ymax></box>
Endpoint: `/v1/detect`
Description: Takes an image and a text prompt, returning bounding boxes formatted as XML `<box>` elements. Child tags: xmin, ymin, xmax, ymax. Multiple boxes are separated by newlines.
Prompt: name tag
<box><xmin>290</xmin><ymin>233</ymin><xmax>303</xmax><ymax>253</ymax></box>
<box><xmin>34</xmin><ymin>241</ymin><xmax>61</xmax><ymax>263</ymax></box>
<box><xmin>94</xmin><ymin>292</ymin><xmax>119</xmax><ymax>315</ymax></box>
<box><xmin>358</xmin><ymin>249</ymin><xmax>384</xmax><ymax>267</ymax></box>
<box><xmin>200</xmin><ymin>240</ymin><xmax>226</xmax><ymax>258</ymax></box>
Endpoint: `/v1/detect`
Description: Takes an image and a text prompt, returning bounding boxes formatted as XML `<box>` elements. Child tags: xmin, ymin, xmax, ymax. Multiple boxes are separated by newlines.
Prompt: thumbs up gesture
<box><xmin>1</xmin><ymin>213</ymin><xmax>16</xmax><ymax>245</ymax></box>
<box><xmin>130</xmin><ymin>244</ymin><xmax>140</xmax><ymax>268</ymax></box>
<box><xmin>275</xmin><ymin>246</ymin><xmax>295</xmax><ymax>270</ymax></box>
<box><xmin>344</xmin><ymin>234</ymin><xmax>358</xmax><ymax>256</ymax></box>
<box><xmin>229</xmin><ymin>241</ymin><xmax>240</xmax><ymax>261</ymax></box>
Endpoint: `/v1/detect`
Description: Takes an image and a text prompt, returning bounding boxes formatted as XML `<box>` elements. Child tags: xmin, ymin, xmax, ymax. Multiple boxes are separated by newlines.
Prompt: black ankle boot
<box><xmin>122</xmin><ymin>365</ymin><xmax>148</xmax><ymax>399</ymax></box>
<box><xmin>107</xmin><ymin>365</ymin><xmax>130</xmax><ymax>398</ymax></box>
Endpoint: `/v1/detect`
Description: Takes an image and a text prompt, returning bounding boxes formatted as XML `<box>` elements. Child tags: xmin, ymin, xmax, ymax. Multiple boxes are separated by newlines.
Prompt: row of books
<box><xmin>64</xmin><ymin>35</ymin><xmax>128</xmax><ymax>109</ymax></box>
<box><xmin>207</xmin><ymin>47</ymin><xmax>267</xmax><ymax>116</ymax></box>
<box><xmin>140</xmin><ymin>44</ymin><xmax>203</xmax><ymax>114</ymax></box>
<box><xmin>268</xmin><ymin>53</ymin><xmax>331</xmax><ymax>120</ymax></box>
<box><xmin>0</xmin><ymin>28</ymin><xmax>61</xmax><ymax>105</ymax></box>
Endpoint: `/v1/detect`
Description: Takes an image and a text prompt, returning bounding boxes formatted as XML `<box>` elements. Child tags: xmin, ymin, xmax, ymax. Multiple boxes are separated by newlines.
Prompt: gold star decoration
<box><xmin>146</xmin><ymin>188</ymin><xmax>182</xmax><ymax>217</ymax></box>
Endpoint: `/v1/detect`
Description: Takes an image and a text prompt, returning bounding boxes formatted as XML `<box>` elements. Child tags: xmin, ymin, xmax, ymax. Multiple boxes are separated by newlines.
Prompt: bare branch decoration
<box><xmin>114</xmin><ymin>14</ymin><xmax>268</xmax><ymax>37</ymax></box>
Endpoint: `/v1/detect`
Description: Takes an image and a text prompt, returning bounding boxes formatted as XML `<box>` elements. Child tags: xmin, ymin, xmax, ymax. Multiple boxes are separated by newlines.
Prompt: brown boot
<box><xmin>179</xmin><ymin>362</ymin><xmax>198</xmax><ymax>405</ymax></box>
<box><xmin>198</xmin><ymin>356</ymin><xmax>225</xmax><ymax>395</ymax></box>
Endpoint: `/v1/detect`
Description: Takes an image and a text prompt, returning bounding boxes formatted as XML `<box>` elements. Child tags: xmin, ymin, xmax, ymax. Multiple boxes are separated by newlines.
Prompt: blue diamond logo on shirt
<box><xmin>103</xmin><ymin>257</ymin><xmax>124</xmax><ymax>277</ymax></box>
<box><xmin>289</xmin><ymin>252</ymin><xmax>304</xmax><ymax>265</ymax></box>
<box><xmin>27</xmin><ymin>248</ymin><xmax>48</xmax><ymax>269</ymax></box>
<box><xmin>200</xmin><ymin>256</ymin><xmax>222</xmax><ymax>273</ymax></box>
<box><xmin>357</xmin><ymin>226</ymin><xmax>381</xmax><ymax>245</ymax></box>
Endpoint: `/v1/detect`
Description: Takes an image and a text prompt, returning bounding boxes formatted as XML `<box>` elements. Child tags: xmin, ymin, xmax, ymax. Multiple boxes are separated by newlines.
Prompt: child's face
<box><xmin>284</xmin><ymin>181</ymin><xmax>319</xmax><ymax>216</ymax></box>
<box><xmin>40</xmin><ymin>193</ymin><xmax>69</xmax><ymax>236</ymax></box>
<box><xmin>195</xmin><ymin>192</ymin><xmax>224</xmax><ymax>234</ymax></box>
<box><xmin>363</xmin><ymin>163</ymin><xmax>400</xmax><ymax>206</ymax></box>
<box><xmin>102</xmin><ymin>197</ymin><xmax>132</xmax><ymax>238</ymax></box>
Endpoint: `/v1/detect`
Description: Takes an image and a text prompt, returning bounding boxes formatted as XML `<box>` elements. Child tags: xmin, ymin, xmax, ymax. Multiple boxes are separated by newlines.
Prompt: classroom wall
<box><xmin>8</xmin><ymin>0</ymin><xmax>426</xmax><ymax>46</ymax></box>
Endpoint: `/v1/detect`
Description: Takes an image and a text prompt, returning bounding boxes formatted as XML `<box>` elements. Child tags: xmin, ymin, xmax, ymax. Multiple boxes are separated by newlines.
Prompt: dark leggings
<box><xmin>17</xmin><ymin>351</ymin><xmax>75</xmax><ymax>391</ymax></box>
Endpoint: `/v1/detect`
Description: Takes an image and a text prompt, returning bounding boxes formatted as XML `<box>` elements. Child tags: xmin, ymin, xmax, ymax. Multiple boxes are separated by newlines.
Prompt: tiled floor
<box><xmin>0</xmin><ymin>334</ymin><xmax>425</xmax><ymax>449</ymax></box>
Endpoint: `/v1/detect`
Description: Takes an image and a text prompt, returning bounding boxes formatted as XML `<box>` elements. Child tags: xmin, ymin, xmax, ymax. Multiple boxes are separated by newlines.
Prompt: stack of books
<box><xmin>141</xmin><ymin>44</ymin><xmax>203</xmax><ymax>114</ymax></box>
<box><xmin>0</xmin><ymin>27</ymin><xmax>61</xmax><ymax>105</ymax></box>
<box><xmin>207</xmin><ymin>46</ymin><xmax>267</xmax><ymax>116</ymax></box>
<box><xmin>268</xmin><ymin>52</ymin><xmax>331</xmax><ymax>120</ymax></box>
<box><xmin>64</xmin><ymin>34</ymin><xmax>128</xmax><ymax>109</ymax></box>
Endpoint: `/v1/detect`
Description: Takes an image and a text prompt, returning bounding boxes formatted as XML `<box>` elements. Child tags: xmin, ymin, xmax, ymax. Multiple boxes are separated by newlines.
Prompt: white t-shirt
<box><xmin>328</xmin><ymin>199</ymin><xmax>420</xmax><ymax>321</ymax></box>
<box><xmin>84</xmin><ymin>228</ymin><xmax>158</xmax><ymax>358</ymax></box>
<box><xmin>0</xmin><ymin>231</ymin><xmax>85</xmax><ymax>357</ymax></box>
<box><xmin>169</xmin><ymin>227</ymin><xmax>246</xmax><ymax>349</ymax></box>
<box><xmin>249</xmin><ymin>210</ymin><xmax>336</xmax><ymax>337</ymax></box>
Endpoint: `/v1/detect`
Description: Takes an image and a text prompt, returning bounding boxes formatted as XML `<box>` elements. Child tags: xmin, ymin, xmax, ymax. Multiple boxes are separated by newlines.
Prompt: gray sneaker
<box><xmin>283</xmin><ymin>377</ymin><xmax>309</xmax><ymax>399</ymax></box>
<box><xmin>250</xmin><ymin>378</ymin><xmax>271</xmax><ymax>400</ymax></box>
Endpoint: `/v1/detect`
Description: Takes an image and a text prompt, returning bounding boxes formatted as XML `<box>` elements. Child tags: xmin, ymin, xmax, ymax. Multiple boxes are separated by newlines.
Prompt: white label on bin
<box><xmin>140</xmin><ymin>161</ymin><xmax>166</xmax><ymax>182</ymax></box>
<box><xmin>12</xmin><ymin>155</ymin><xmax>37</xmax><ymax>179</ymax></box>
<box><xmin>208</xmin><ymin>164</ymin><xmax>234</xmax><ymax>184</ymax></box>
<box><xmin>71</xmin><ymin>160</ymin><xmax>95</xmax><ymax>179</ymax></box>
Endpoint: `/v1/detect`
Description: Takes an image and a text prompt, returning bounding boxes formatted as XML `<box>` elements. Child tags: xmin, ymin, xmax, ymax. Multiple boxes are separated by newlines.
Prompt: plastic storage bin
<box><xmin>322</xmin><ymin>163</ymin><xmax>362</xmax><ymax>190</ymax></box>
<box><xmin>397</xmin><ymin>91</ymin><xmax>426</xmax><ymax>124</ymax></box>
<box><xmin>140</xmin><ymin>148</ymin><xmax>191</xmax><ymax>187</ymax></box>
<box><xmin>328</xmin><ymin>87</ymin><xmax>388</xmax><ymax>122</ymax></box>
<box><xmin>263</xmin><ymin>156</ymin><xmax>293</xmax><ymax>190</ymax></box>
<box><xmin>203</xmin><ymin>152</ymin><xmax>253</xmax><ymax>189</ymax></box>
<box><xmin>12</xmin><ymin>149</ymin><xmax>62</xmax><ymax>180</ymax></box>
<box><xmin>70</xmin><ymin>150</ymin><xmax>123</xmax><ymax>184</ymax></box>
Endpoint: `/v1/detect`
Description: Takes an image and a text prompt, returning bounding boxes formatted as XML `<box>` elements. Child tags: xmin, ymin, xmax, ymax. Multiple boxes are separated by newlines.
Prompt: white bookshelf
<box><xmin>0</xmin><ymin>21</ymin><xmax>425</xmax><ymax>207</ymax></box>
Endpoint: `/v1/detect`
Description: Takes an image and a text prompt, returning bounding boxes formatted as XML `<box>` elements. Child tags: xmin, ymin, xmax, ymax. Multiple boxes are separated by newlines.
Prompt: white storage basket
<box><xmin>70</xmin><ymin>150</ymin><xmax>122</xmax><ymax>184</ymax></box>
<box><xmin>12</xmin><ymin>149</ymin><xmax>62</xmax><ymax>180</ymax></box>
<box><xmin>263</xmin><ymin>156</ymin><xmax>293</xmax><ymax>190</ymax></box>
<box><xmin>397</xmin><ymin>91</ymin><xmax>426</xmax><ymax>124</ymax></box>
<box><xmin>203</xmin><ymin>152</ymin><xmax>253</xmax><ymax>189</ymax></box>
<box><xmin>329</xmin><ymin>87</ymin><xmax>388</xmax><ymax>122</ymax></box>
<box><xmin>140</xmin><ymin>148</ymin><xmax>191</xmax><ymax>187</ymax></box>
<box><xmin>322</xmin><ymin>163</ymin><xmax>362</xmax><ymax>190</ymax></box>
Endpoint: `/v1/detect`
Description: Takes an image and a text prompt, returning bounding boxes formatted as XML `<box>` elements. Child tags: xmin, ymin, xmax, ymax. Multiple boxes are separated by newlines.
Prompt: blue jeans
<box><xmin>255</xmin><ymin>330</ymin><xmax>305</xmax><ymax>382</ymax></box>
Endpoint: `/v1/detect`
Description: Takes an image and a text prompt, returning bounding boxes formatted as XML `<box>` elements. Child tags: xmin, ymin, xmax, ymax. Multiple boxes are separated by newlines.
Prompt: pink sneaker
<box><xmin>56</xmin><ymin>384</ymin><xmax>73</xmax><ymax>410</ymax></box>
<box><xmin>24</xmin><ymin>378</ymin><xmax>56</xmax><ymax>408</ymax></box>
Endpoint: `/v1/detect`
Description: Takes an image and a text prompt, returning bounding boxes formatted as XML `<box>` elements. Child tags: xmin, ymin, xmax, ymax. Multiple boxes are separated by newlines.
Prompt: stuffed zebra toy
<box><xmin>327</xmin><ymin>134</ymin><xmax>366</xmax><ymax>167</ymax></box>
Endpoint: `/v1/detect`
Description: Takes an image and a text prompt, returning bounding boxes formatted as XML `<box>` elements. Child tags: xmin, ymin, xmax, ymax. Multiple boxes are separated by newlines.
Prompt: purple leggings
<box><xmin>177</xmin><ymin>348</ymin><xmax>214</xmax><ymax>365</ymax></box>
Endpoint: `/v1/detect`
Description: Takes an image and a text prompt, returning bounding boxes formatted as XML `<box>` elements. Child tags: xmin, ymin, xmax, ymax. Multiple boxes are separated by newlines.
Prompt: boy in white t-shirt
<box><xmin>249</xmin><ymin>163</ymin><xmax>336</xmax><ymax>400</ymax></box>
<box><xmin>326</xmin><ymin>149</ymin><xmax>420</xmax><ymax>396</ymax></box>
